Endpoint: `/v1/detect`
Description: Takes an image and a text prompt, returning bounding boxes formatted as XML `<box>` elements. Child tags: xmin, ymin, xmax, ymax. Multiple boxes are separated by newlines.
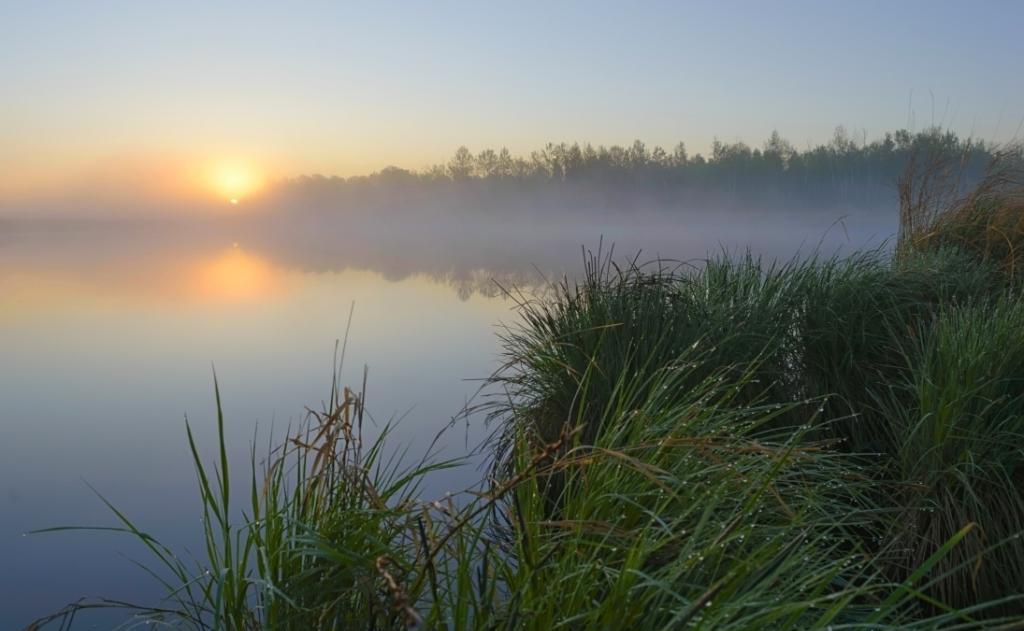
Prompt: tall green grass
<box><xmin>493</xmin><ymin>245</ymin><xmax>1001</xmax><ymax>462</ymax></box>
<box><xmin>29</xmin><ymin>377</ymin><xmax>463</xmax><ymax>630</ymax></box>
<box><xmin>879</xmin><ymin>299</ymin><xmax>1024</xmax><ymax>614</ymax></box>
<box><xmin>491</xmin><ymin>244</ymin><xmax>1024</xmax><ymax>621</ymax></box>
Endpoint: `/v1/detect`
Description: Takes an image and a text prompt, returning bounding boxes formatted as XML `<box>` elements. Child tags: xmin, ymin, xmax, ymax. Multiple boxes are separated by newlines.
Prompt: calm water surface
<box><xmin>0</xmin><ymin>210</ymin><xmax>893</xmax><ymax>627</ymax></box>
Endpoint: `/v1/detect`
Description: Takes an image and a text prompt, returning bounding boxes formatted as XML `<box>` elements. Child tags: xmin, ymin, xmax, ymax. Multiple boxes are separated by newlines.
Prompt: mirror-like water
<box><xmin>0</xmin><ymin>209</ymin><xmax>893</xmax><ymax>626</ymax></box>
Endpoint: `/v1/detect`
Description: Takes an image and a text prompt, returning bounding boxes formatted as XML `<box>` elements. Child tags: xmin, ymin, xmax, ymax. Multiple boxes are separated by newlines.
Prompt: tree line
<box><xmin>275</xmin><ymin>127</ymin><xmax>1004</xmax><ymax>211</ymax></box>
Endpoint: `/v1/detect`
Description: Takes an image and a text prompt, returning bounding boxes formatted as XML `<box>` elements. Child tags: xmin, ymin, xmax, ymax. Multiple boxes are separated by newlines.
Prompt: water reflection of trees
<box><xmin>0</xmin><ymin>221</ymin><xmax>558</xmax><ymax>301</ymax></box>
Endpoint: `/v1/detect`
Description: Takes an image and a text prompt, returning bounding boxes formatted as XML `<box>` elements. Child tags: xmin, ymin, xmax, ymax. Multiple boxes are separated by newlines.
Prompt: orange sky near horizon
<box><xmin>0</xmin><ymin>150</ymin><xmax>283</xmax><ymax>212</ymax></box>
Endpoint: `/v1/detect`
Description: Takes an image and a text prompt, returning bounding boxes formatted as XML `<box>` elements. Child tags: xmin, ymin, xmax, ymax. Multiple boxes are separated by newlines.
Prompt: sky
<box><xmin>2</xmin><ymin>0</ymin><xmax>1024</xmax><ymax>204</ymax></box>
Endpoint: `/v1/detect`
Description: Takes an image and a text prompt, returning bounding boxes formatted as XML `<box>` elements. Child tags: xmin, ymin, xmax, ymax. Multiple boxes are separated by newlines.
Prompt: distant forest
<box><xmin>270</xmin><ymin>128</ymin><xmax>1005</xmax><ymax>213</ymax></box>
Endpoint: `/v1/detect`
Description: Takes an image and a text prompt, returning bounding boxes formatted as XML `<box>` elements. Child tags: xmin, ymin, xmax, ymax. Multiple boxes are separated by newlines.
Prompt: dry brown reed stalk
<box><xmin>375</xmin><ymin>555</ymin><xmax>423</xmax><ymax>628</ymax></box>
<box><xmin>285</xmin><ymin>385</ymin><xmax>378</xmax><ymax>513</ymax></box>
<box><xmin>413</xmin><ymin>425</ymin><xmax>580</xmax><ymax>578</ymax></box>
<box><xmin>897</xmin><ymin>137</ymin><xmax>977</xmax><ymax>251</ymax></box>
<box><xmin>899</xmin><ymin>139</ymin><xmax>1024</xmax><ymax>280</ymax></box>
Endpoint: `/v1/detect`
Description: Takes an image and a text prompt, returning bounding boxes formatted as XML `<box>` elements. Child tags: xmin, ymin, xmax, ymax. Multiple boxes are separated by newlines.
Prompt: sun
<box><xmin>204</xmin><ymin>161</ymin><xmax>264</xmax><ymax>203</ymax></box>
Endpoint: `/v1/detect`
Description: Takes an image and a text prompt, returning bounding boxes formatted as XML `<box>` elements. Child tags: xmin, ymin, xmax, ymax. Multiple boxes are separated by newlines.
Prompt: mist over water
<box><xmin>0</xmin><ymin>198</ymin><xmax>894</xmax><ymax>627</ymax></box>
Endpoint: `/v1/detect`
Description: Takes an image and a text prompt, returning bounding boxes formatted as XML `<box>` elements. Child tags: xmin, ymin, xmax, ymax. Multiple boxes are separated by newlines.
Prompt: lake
<box><xmin>0</xmin><ymin>208</ymin><xmax>893</xmax><ymax>627</ymax></box>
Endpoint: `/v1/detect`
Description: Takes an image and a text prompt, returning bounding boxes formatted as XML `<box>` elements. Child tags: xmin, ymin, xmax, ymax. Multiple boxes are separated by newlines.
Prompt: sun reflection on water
<box><xmin>189</xmin><ymin>246</ymin><xmax>282</xmax><ymax>302</ymax></box>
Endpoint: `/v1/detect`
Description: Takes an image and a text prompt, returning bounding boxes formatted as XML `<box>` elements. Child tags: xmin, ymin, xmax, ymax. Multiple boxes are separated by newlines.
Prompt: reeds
<box><xmin>898</xmin><ymin>139</ymin><xmax>1024</xmax><ymax>283</ymax></box>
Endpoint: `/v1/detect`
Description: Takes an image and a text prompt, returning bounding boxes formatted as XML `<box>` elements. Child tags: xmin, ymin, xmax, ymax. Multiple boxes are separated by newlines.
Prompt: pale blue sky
<box><xmin>2</xmin><ymin>0</ymin><xmax>1023</xmax><ymax>192</ymax></box>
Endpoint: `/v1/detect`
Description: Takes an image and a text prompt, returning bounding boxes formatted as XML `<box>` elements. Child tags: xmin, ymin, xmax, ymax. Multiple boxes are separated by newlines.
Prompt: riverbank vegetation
<box><xmin>29</xmin><ymin>144</ymin><xmax>1024</xmax><ymax>629</ymax></box>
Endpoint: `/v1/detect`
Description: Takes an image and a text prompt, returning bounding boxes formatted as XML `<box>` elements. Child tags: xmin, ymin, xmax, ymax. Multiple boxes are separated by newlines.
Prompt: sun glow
<box><xmin>204</xmin><ymin>161</ymin><xmax>265</xmax><ymax>203</ymax></box>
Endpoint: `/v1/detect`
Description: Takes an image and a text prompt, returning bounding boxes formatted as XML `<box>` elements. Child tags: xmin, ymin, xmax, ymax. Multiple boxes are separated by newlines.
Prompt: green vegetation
<box><xmin>29</xmin><ymin>145</ymin><xmax>1024</xmax><ymax>629</ymax></box>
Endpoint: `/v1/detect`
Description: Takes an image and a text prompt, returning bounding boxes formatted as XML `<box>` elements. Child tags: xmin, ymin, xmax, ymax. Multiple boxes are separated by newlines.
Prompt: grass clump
<box><xmin>29</xmin><ymin>378</ymin><xmax>462</xmax><ymax>630</ymax></box>
<box><xmin>492</xmin><ymin>362</ymin><xmax>895</xmax><ymax>629</ymax></box>
<box><xmin>495</xmin><ymin>244</ymin><xmax>1002</xmax><ymax>463</ymax></box>
<box><xmin>879</xmin><ymin>299</ymin><xmax>1024</xmax><ymax>614</ymax></box>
